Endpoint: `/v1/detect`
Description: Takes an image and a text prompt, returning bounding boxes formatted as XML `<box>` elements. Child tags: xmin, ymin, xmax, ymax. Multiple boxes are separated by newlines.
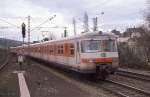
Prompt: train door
<box><xmin>76</xmin><ymin>41</ymin><xmax>81</xmax><ymax>64</ymax></box>
<box><xmin>64</xmin><ymin>43</ymin><xmax>69</xmax><ymax>65</ymax></box>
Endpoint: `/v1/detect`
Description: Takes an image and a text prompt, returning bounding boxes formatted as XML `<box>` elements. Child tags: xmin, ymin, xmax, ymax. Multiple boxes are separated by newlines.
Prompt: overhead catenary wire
<box><xmin>30</xmin><ymin>15</ymin><xmax>56</xmax><ymax>32</ymax></box>
<box><xmin>0</xmin><ymin>18</ymin><xmax>20</xmax><ymax>28</ymax></box>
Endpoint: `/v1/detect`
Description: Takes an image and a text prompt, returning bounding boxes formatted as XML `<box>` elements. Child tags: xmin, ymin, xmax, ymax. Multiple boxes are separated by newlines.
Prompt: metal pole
<box><xmin>93</xmin><ymin>17</ymin><xmax>98</xmax><ymax>32</ymax></box>
<box><xmin>22</xmin><ymin>37</ymin><xmax>24</xmax><ymax>55</ymax></box>
<box><xmin>73</xmin><ymin>17</ymin><xmax>76</xmax><ymax>35</ymax></box>
<box><xmin>64</xmin><ymin>27</ymin><xmax>67</xmax><ymax>37</ymax></box>
<box><xmin>27</xmin><ymin>16</ymin><xmax>30</xmax><ymax>65</ymax></box>
<box><xmin>28</xmin><ymin>16</ymin><xmax>30</xmax><ymax>54</ymax></box>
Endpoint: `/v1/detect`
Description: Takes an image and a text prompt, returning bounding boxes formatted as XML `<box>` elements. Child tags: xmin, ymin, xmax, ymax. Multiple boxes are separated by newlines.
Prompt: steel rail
<box><xmin>101</xmin><ymin>85</ymin><xmax>130</xmax><ymax>97</ymax></box>
<box><xmin>116</xmin><ymin>69</ymin><xmax>150</xmax><ymax>81</ymax></box>
<box><xmin>0</xmin><ymin>56</ymin><xmax>10</xmax><ymax>70</ymax></box>
<box><xmin>106</xmin><ymin>79</ymin><xmax>150</xmax><ymax>96</ymax></box>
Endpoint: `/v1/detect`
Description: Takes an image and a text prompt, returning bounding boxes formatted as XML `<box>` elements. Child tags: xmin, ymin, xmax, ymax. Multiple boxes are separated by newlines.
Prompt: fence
<box><xmin>118</xmin><ymin>44</ymin><xmax>150</xmax><ymax>70</ymax></box>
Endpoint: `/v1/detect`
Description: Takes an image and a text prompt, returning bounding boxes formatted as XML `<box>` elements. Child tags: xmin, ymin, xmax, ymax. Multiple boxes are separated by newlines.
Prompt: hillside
<box><xmin>0</xmin><ymin>38</ymin><xmax>22</xmax><ymax>49</ymax></box>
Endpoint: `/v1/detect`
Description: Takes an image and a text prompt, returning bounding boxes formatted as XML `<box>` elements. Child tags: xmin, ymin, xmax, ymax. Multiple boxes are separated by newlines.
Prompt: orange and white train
<box><xmin>11</xmin><ymin>31</ymin><xmax>119</xmax><ymax>79</ymax></box>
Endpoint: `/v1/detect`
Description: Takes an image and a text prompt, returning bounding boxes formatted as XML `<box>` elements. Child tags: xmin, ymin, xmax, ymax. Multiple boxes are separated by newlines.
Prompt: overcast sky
<box><xmin>0</xmin><ymin>0</ymin><xmax>148</xmax><ymax>41</ymax></box>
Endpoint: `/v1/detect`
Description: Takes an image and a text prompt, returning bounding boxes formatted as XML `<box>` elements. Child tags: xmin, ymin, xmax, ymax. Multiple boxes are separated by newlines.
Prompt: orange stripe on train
<box><xmin>82</xmin><ymin>58</ymin><xmax>112</xmax><ymax>64</ymax></box>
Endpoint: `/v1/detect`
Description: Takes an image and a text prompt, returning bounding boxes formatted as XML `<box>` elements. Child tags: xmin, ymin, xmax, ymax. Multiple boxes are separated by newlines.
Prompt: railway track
<box><xmin>103</xmin><ymin>79</ymin><xmax>150</xmax><ymax>97</ymax></box>
<box><xmin>0</xmin><ymin>55</ymin><xmax>11</xmax><ymax>71</ymax></box>
<box><xmin>116</xmin><ymin>69</ymin><xmax>150</xmax><ymax>81</ymax></box>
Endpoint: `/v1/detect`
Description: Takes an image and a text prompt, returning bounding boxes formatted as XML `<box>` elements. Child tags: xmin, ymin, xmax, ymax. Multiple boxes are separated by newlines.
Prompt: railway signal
<box><xmin>21</xmin><ymin>23</ymin><xmax>26</xmax><ymax>63</ymax></box>
<box><xmin>22</xmin><ymin>23</ymin><xmax>26</xmax><ymax>38</ymax></box>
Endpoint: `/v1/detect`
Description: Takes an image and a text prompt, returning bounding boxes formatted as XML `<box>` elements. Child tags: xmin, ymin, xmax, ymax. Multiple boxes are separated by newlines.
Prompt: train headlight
<box><xmin>88</xmin><ymin>58</ymin><xmax>93</xmax><ymax>63</ymax></box>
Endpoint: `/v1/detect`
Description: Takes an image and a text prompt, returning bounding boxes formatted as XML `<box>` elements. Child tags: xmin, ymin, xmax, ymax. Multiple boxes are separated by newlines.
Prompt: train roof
<box><xmin>11</xmin><ymin>31</ymin><xmax>117</xmax><ymax>48</ymax></box>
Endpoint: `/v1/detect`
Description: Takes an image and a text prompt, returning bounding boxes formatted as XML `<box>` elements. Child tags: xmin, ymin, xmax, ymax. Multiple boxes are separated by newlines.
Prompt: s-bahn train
<box><xmin>11</xmin><ymin>31</ymin><xmax>119</xmax><ymax>79</ymax></box>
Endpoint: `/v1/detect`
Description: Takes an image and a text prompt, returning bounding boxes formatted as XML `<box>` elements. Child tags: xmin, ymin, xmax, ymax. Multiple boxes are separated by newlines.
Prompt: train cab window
<box><xmin>69</xmin><ymin>44</ymin><xmax>74</xmax><ymax>56</ymax></box>
<box><xmin>103</xmin><ymin>40</ymin><xmax>117</xmax><ymax>52</ymax></box>
<box><xmin>81</xmin><ymin>40</ymin><xmax>101</xmax><ymax>53</ymax></box>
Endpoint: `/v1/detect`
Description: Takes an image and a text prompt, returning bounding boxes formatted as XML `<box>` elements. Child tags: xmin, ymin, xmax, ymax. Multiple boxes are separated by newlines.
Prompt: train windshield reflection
<box><xmin>81</xmin><ymin>40</ymin><xmax>117</xmax><ymax>53</ymax></box>
<box><xmin>103</xmin><ymin>40</ymin><xmax>117</xmax><ymax>52</ymax></box>
<box><xmin>81</xmin><ymin>40</ymin><xmax>101</xmax><ymax>52</ymax></box>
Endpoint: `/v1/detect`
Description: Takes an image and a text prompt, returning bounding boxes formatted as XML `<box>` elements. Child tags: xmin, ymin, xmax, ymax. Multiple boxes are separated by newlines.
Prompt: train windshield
<box><xmin>81</xmin><ymin>40</ymin><xmax>117</xmax><ymax>53</ymax></box>
<box><xmin>103</xmin><ymin>40</ymin><xmax>117</xmax><ymax>52</ymax></box>
<box><xmin>81</xmin><ymin>40</ymin><xmax>101</xmax><ymax>52</ymax></box>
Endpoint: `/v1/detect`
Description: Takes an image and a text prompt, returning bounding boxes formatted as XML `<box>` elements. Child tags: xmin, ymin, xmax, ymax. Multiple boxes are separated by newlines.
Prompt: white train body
<box><xmin>11</xmin><ymin>32</ymin><xmax>119</xmax><ymax>79</ymax></box>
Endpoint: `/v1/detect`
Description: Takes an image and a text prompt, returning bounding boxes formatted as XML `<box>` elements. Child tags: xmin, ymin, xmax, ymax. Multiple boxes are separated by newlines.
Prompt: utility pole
<box><xmin>93</xmin><ymin>17</ymin><xmax>98</xmax><ymax>32</ymax></box>
<box><xmin>73</xmin><ymin>17</ymin><xmax>76</xmax><ymax>35</ymax></box>
<box><xmin>28</xmin><ymin>16</ymin><xmax>30</xmax><ymax>54</ymax></box>
<box><xmin>83</xmin><ymin>12</ymin><xmax>89</xmax><ymax>33</ymax></box>
<box><xmin>64</xmin><ymin>27</ymin><xmax>67</xmax><ymax>37</ymax></box>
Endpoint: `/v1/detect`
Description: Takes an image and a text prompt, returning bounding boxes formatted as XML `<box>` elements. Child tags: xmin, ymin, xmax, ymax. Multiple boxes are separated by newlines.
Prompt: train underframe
<box><xmin>77</xmin><ymin>63</ymin><xmax>117</xmax><ymax>80</ymax></box>
<box><xmin>94</xmin><ymin>63</ymin><xmax>116</xmax><ymax>80</ymax></box>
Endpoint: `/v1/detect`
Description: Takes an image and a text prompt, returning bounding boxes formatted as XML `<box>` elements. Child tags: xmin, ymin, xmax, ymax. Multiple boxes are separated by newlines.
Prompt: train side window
<box><xmin>46</xmin><ymin>45</ymin><xmax>49</xmax><ymax>54</ymax></box>
<box><xmin>57</xmin><ymin>45</ymin><xmax>60</xmax><ymax>55</ymax></box>
<box><xmin>41</xmin><ymin>46</ymin><xmax>42</xmax><ymax>53</ymax></box>
<box><xmin>45</xmin><ymin>46</ymin><xmax>46</xmax><ymax>53</ymax></box>
<box><xmin>35</xmin><ymin>47</ymin><xmax>36</xmax><ymax>52</ymax></box>
<box><xmin>55</xmin><ymin>45</ymin><xmax>57</xmax><ymax>55</ymax></box>
<box><xmin>43</xmin><ymin>46</ymin><xmax>44</xmax><ymax>53</ymax></box>
<box><xmin>45</xmin><ymin>46</ymin><xmax>47</xmax><ymax>53</ymax></box>
<box><xmin>35</xmin><ymin>47</ymin><xmax>37</xmax><ymax>53</ymax></box>
<box><xmin>51</xmin><ymin>46</ymin><xmax>54</xmax><ymax>55</ymax></box>
<box><xmin>38</xmin><ymin>47</ymin><xmax>40</xmax><ymax>52</ymax></box>
<box><xmin>77</xmin><ymin>41</ymin><xmax>79</xmax><ymax>52</ymax></box>
<box><xmin>49</xmin><ymin>45</ymin><xmax>53</xmax><ymax>54</ymax></box>
<box><xmin>70</xmin><ymin>44</ymin><xmax>74</xmax><ymax>56</ymax></box>
<box><xmin>60</xmin><ymin>45</ymin><xmax>64</xmax><ymax>55</ymax></box>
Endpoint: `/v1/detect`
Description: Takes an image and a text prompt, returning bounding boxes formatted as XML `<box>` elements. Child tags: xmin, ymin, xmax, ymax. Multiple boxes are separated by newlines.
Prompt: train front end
<box><xmin>80</xmin><ymin>33</ymin><xmax>119</xmax><ymax>79</ymax></box>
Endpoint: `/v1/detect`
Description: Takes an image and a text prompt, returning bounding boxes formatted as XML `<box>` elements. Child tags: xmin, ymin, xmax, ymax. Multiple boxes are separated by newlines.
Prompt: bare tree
<box><xmin>136</xmin><ymin>27</ymin><xmax>150</xmax><ymax>64</ymax></box>
<box><xmin>146</xmin><ymin>0</ymin><xmax>150</xmax><ymax>28</ymax></box>
<box><xmin>49</xmin><ymin>33</ymin><xmax>56</xmax><ymax>40</ymax></box>
<box><xmin>83</xmin><ymin>12</ymin><xmax>89</xmax><ymax>32</ymax></box>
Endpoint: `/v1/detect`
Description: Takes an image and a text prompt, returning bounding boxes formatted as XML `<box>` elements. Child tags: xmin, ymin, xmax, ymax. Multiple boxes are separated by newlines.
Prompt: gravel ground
<box><xmin>118</xmin><ymin>68</ymin><xmax>150</xmax><ymax>76</ymax></box>
<box><xmin>102</xmin><ymin>82</ymin><xmax>148</xmax><ymax>97</ymax></box>
<box><xmin>0</xmin><ymin>49</ymin><xmax>8</xmax><ymax>65</ymax></box>
<box><xmin>0</xmin><ymin>56</ymin><xmax>20</xmax><ymax>97</ymax></box>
